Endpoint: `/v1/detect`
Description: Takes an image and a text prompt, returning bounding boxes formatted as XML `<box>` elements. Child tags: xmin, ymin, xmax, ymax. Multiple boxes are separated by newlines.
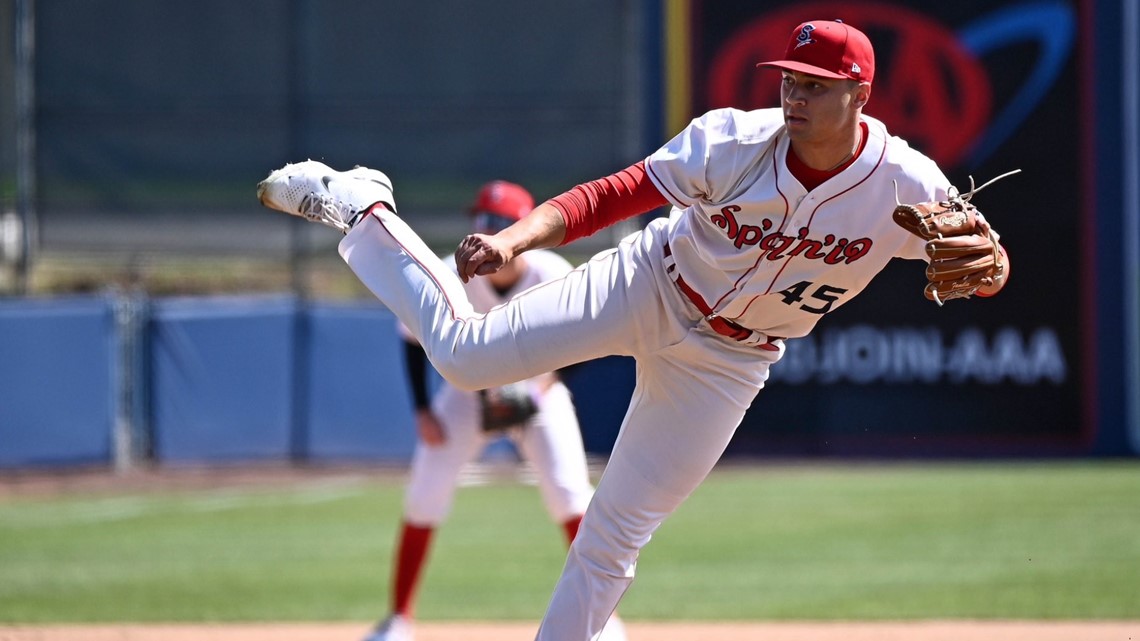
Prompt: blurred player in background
<box><xmin>362</xmin><ymin>181</ymin><xmax>626</xmax><ymax>641</ymax></box>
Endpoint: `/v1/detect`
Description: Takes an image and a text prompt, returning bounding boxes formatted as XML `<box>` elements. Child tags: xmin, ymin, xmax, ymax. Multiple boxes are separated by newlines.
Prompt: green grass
<box><xmin>0</xmin><ymin>462</ymin><xmax>1137</xmax><ymax>623</ymax></box>
<box><xmin>631</xmin><ymin>462</ymin><xmax>1140</xmax><ymax>620</ymax></box>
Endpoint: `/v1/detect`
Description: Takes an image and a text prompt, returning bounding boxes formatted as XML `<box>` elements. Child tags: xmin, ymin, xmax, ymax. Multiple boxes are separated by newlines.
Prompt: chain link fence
<box><xmin>0</xmin><ymin>0</ymin><xmax>658</xmax><ymax>298</ymax></box>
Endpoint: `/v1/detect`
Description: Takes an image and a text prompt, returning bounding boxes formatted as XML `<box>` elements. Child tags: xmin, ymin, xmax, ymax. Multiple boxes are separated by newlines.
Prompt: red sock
<box><xmin>392</xmin><ymin>521</ymin><xmax>434</xmax><ymax>616</ymax></box>
<box><xmin>562</xmin><ymin>515</ymin><xmax>583</xmax><ymax>546</ymax></box>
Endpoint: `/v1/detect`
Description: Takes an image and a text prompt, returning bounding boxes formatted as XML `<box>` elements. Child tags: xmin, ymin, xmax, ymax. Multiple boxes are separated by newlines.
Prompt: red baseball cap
<box><xmin>757</xmin><ymin>20</ymin><xmax>875</xmax><ymax>84</ymax></box>
<box><xmin>469</xmin><ymin>180</ymin><xmax>534</xmax><ymax>222</ymax></box>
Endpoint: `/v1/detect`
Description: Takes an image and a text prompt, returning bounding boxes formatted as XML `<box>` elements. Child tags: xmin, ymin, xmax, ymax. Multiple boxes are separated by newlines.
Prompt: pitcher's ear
<box><xmin>854</xmin><ymin>82</ymin><xmax>872</xmax><ymax>108</ymax></box>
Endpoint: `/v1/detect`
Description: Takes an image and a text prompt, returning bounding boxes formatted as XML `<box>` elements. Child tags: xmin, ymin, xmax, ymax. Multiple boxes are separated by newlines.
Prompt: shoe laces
<box><xmin>300</xmin><ymin>193</ymin><xmax>360</xmax><ymax>233</ymax></box>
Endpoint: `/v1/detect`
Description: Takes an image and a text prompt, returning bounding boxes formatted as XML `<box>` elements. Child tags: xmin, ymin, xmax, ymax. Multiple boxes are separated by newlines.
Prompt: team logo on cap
<box><xmin>794</xmin><ymin>24</ymin><xmax>816</xmax><ymax>49</ymax></box>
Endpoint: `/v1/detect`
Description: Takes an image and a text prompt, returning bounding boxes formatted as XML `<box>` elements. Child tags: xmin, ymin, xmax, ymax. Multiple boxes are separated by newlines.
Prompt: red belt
<box><xmin>663</xmin><ymin>243</ymin><xmax>781</xmax><ymax>351</ymax></box>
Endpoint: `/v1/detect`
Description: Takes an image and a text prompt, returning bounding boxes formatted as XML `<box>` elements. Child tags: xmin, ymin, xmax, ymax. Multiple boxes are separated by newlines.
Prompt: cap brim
<box><xmin>756</xmin><ymin>60</ymin><xmax>848</xmax><ymax>80</ymax></box>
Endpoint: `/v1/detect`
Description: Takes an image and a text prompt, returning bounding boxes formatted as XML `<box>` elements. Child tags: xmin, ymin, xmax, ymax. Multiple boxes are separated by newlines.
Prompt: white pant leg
<box><xmin>340</xmin><ymin>210</ymin><xmax>781</xmax><ymax>640</ymax></box>
<box><xmin>402</xmin><ymin>387</ymin><xmax>487</xmax><ymax>525</ymax></box>
<box><xmin>514</xmin><ymin>381</ymin><xmax>594</xmax><ymax>524</ymax></box>
<box><xmin>339</xmin><ymin>212</ymin><xmax>677</xmax><ymax>390</ymax></box>
<box><xmin>535</xmin><ymin>328</ymin><xmax>779</xmax><ymax>641</ymax></box>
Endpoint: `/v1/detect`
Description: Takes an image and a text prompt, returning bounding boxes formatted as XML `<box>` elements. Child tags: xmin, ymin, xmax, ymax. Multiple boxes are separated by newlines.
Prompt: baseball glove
<box><xmin>479</xmin><ymin>382</ymin><xmax>538</xmax><ymax>432</ymax></box>
<box><xmin>891</xmin><ymin>170</ymin><xmax>1019</xmax><ymax>305</ymax></box>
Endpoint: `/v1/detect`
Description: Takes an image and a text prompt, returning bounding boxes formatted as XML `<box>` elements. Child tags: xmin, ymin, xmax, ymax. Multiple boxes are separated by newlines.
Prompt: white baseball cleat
<box><xmin>360</xmin><ymin>613</ymin><xmax>413</xmax><ymax>641</ymax></box>
<box><xmin>256</xmin><ymin>160</ymin><xmax>397</xmax><ymax>233</ymax></box>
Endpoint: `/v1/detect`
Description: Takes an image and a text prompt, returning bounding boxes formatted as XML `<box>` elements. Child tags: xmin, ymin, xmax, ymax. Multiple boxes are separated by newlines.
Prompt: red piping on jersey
<box><xmin>365</xmin><ymin>206</ymin><xmax>477</xmax><ymax>326</ymax></box>
<box><xmin>664</xmin><ymin>242</ymin><xmax>780</xmax><ymax>351</ymax></box>
<box><xmin>739</xmin><ymin>124</ymin><xmax>889</xmax><ymax>316</ymax></box>
<box><xmin>700</xmin><ymin>134</ymin><xmax>792</xmax><ymax>314</ymax></box>
<box><xmin>549</xmin><ymin>161</ymin><xmax>668</xmax><ymax>245</ymax></box>
<box><xmin>786</xmin><ymin>122</ymin><xmax>870</xmax><ymax>191</ymax></box>
<box><xmin>645</xmin><ymin>159</ymin><xmax>690</xmax><ymax>208</ymax></box>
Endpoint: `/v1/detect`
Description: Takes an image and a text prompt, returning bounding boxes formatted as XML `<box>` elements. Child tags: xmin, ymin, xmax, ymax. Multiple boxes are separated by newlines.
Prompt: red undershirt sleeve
<box><xmin>547</xmin><ymin>160</ymin><xmax>669</xmax><ymax>246</ymax></box>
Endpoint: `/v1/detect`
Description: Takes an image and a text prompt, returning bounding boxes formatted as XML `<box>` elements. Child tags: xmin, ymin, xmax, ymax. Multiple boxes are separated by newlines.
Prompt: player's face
<box><xmin>472</xmin><ymin>212</ymin><xmax>516</xmax><ymax>234</ymax></box>
<box><xmin>780</xmin><ymin>71</ymin><xmax>867</xmax><ymax>143</ymax></box>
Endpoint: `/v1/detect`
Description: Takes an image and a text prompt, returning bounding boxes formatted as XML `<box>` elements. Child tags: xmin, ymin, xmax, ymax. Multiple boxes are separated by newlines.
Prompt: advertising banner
<box><xmin>676</xmin><ymin>0</ymin><xmax>1085</xmax><ymax>455</ymax></box>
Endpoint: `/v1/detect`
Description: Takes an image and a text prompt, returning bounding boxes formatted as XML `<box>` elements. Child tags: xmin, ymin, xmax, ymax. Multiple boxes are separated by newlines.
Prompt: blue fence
<box><xmin>149</xmin><ymin>296</ymin><xmax>300</xmax><ymax>463</ymax></box>
<box><xmin>3</xmin><ymin>293</ymin><xmax>1139</xmax><ymax>469</ymax></box>
<box><xmin>0</xmin><ymin>294</ymin><xmax>634</xmax><ymax>469</ymax></box>
<box><xmin>0</xmin><ymin>297</ymin><xmax>117</xmax><ymax>467</ymax></box>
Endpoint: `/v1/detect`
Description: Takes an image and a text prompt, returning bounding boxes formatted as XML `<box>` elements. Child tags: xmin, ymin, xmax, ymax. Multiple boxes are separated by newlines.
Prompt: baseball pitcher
<box><xmin>258</xmin><ymin>19</ymin><xmax>1012</xmax><ymax>641</ymax></box>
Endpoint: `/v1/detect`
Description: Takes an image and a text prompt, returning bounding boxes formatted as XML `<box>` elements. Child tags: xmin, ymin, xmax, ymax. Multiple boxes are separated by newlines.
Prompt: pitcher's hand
<box><xmin>456</xmin><ymin>233</ymin><xmax>514</xmax><ymax>283</ymax></box>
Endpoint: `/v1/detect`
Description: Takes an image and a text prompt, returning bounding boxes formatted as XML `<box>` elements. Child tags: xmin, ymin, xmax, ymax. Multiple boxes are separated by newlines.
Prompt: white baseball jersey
<box><xmin>648</xmin><ymin>108</ymin><xmax>946</xmax><ymax>339</ymax></box>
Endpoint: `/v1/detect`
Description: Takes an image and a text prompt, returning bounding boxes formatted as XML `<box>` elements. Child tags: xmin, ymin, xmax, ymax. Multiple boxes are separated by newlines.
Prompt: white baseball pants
<box><xmin>404</xmin><ymin>380</ymin><xmax>592</xmax><ymax>525</ymax></box>
<box><xmin>340</xmin><ymin>210</ymin><xmax>782</xmax><ymax>641</ymax></box>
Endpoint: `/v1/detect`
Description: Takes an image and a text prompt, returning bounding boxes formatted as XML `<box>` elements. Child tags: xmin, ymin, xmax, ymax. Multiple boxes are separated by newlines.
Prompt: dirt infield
<box><xmin>1</xmin><ymin>622</ymin><xmax>1138</xmax><ymax>641</ymax></box>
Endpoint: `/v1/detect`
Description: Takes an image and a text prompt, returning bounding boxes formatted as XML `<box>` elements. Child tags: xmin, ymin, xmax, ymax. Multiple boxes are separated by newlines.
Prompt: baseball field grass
<box><xmin>0</xmin><ymin>460</ymin><xmax>1137</xmax><ymax>624</ymax></box>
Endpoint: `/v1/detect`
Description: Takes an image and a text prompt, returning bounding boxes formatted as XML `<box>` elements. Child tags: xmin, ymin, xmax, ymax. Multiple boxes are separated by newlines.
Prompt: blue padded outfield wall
<box><xmin>0</xmin><ymin>293</ymin><xmax>1135</xmax><ymax>469</ymax></box>
<box><xmin>0</xmin><ymin>294</ymin><xmax>629</xmax><ymax>469</ymax></box>
<box><xmin>0</xmin><ymin>297</ymin><xmax>117</xmax><ymax>467</ymax></box>
<box><xmin>149</xmin><ymin>296</ymin><xmax>298</xmax><ymax>463</ymax></box>
<box><xmin>0</xmin><ymin>295</ymin><xmax>418</xmax><ymax>468</ymax></box>
<box><xmin>302</xmin><ymin>304</ymin><xmax>417</xmax><ymax>462</ymax></box>
<box><xmin>148</xmin><ymin>297</ymin><xmax>419</xmax><ymax>465</ymax></box>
